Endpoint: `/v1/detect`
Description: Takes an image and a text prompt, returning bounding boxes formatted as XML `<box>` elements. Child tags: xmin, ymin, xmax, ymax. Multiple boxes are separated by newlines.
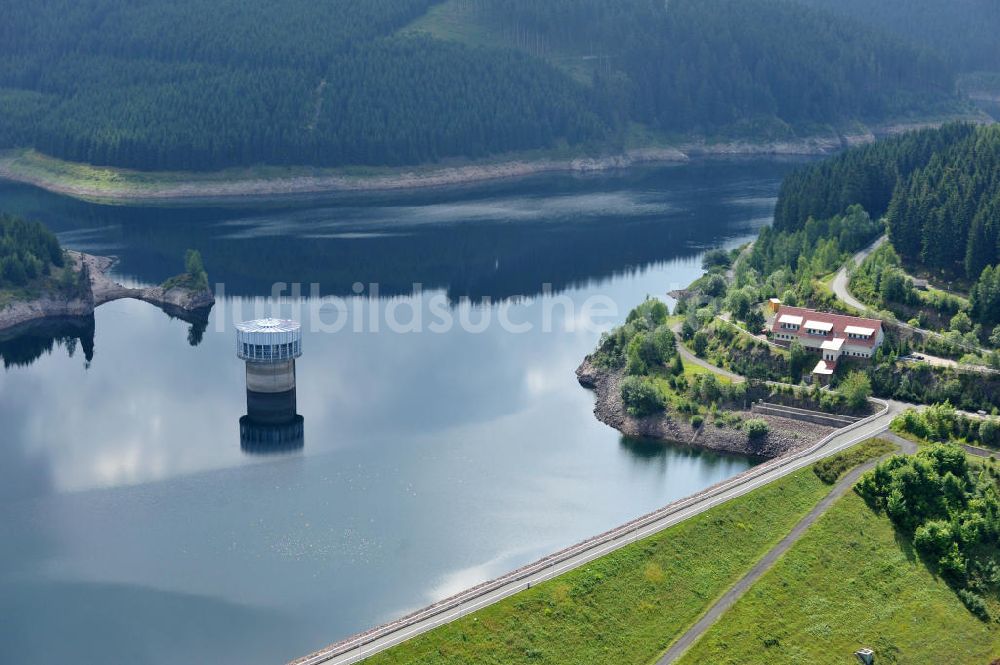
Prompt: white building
<box><xmin>769</xmin><ymin>305</ymin><xmax>884</xmax><ymax>378</ymax></box>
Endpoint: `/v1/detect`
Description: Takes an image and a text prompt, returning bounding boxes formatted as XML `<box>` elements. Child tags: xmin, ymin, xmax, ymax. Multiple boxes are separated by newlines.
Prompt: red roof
<box><xmin>770</xmin><ymin>306</ymin><xmax>883</xmax><ymax>348</ymax></box>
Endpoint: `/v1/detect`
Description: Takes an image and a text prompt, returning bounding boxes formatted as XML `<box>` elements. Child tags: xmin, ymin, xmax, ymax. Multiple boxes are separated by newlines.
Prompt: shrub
<box><xmin>701</xmin><ymin>273</ymin><xmax>727</xmax><ymax>297</ymax></box>
<box><xmin>692</xmin><ymin>331</ymin><xmax>709</xmax><ymax>356</ymax></box>
<box><xmin>744</xmin><ymin>418</ymin><xmax>769</xmax><ymax>441</ymax></box>
<box><xmin>621</xmin><ymin>376</ymin><xmax>665</xmax><ymax>417</ymax></box>
<box><xmin>950</xmin><ymin>311</ymin><xmax>973</xmax><ymax>334</ymax></box>
<box><xmin>745</xmin><ymin>308</ymin><xmax>766</xmax><ymax>334</ymax></box>
<box><xmin>691</xmin><ymin>415</ymin><xmax>704</xmax><ymax>428</ymax></box>
<box><xmin>978</xmin><ymin>419</ymin><xmax>1000</xmax><ymax>448</ymax></box>
<box><xmin>958</xmin><ymin>590</ymin><xmax>990</xmax><ymax>621</ymax></box>
<box><xmin>819</xmin><ymin>390</ymin><xmax>846</xmax><ymax>413</ymax></box>
<box><xmin>854</xmin><ymin>442</ymin><xmax>1000</xmax><ymax>611</ymax></box>
<box><xmin>812</xmin><ymin>438</ymin><xmax>894</xmax><ymax>484</ymax></box>
<box><xmin>924</xmin><ymin>402</ymin><xmax>959</xmax><ymax>441</ymax></box>
<box><xmin>626</xmin><ymin>298</ymin><xmax>669</xmax><ymax>329</ymax></box>
<box><xmin>702</xmin><ymin>248</ymin><xmax>731</xmax><ymax>271</ymax></box>
<box><xmin>669</xmin><ymin>353</ymin><xmax>684</xmax><ymax>376</ymax></box>
<box><xmin>990</xmin><ymin>324</ymin><xmax>1000</xmax><ymax>348</ymax></box>
<box><xmin>788</xmin><ymin>340</ymin><xmax>811</xmax><ymax>380</ymax></box>
<box><xmin>892</xmin><ymin>408</ymin><xmax>929</xmax><ymax>439</ymax></box>
<box><xmin>913</xmin><ymin>520</ymin><xmax>954</xmax><ymax>558</ymax></box>
<box><xmin>937</xmin><ymin>542</ymin><xmax>967</xmax><ymax>584</ymax></box>
<box><xmin>626</xmin><ymin>333</ymin><xmax>650</xmax><ymax>375</ymax></box>
<box><xmin>838</xmin><ymin>370</ymin><xmax>872</xmax><ymax>412</ymax></box>
<box><xmin>592</xmin><ymin>300</ymin><xmax>676</xmax><ymax>370</ymax></box>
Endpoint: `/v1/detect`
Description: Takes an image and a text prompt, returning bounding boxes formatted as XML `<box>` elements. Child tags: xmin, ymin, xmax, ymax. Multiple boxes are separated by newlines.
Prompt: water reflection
<box><xmin>619</xmin><ymin>436</ymin><xmax>671</xmax><ymax>462</ymax></box>
<box><xmin>0</xmin><ymin>159</ymin><xmax>804</xmax><ymax>665</ymax></box>
<box><xmin>619</xmin><ymin>435</ymin><xmax>765</xmax><ymax>473</ymax></box>
<box><xmin>0</xmin><ymin>316</ymin><xmax>95</xmax><ymax>369</ymax></box>
<box><xmin>0</xmin><ymin>159</ymin><xmax>805</xmax><ymax>301</ymax></box>
<box><xmin>239</xmin><ymin>414</ymin><xmax>305</xmax><ymax>455</ymax></box>
<box><xmin>0</xmin><ymin>306</ymin><xmax>207</xmax><ymax>370</ymax></box>
<box><xmin>240</xmin><ymin>388</ymin><xmax>305</xmax><ymax>455</ymax></box>
<box><xmin>171</xmin><ymin>310</ymin><xmax>210</xmax><ymax>347</ymax></box>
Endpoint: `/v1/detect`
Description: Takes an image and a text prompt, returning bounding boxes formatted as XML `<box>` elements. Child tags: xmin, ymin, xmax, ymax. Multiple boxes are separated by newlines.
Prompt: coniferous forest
<box><xmin>0</xmin><ymin>0</ymin><xmax>965</xmax><ymax>171</ymax></box>
<box><xmin>478</xmin><ymin>0</ymin><xmax>954</xmax><ymax>133</ymax></box>
<box><xmin>773</xmin><ymin>123</ymin><xmax>1000</xmax><ymax>325</ymax></box>
<box><xmin>799</xmin><ymin>0</ymin><xmax>1000</xmax><ymax>73</ymax></box>
<box><xmin>0</xmin><ymin>213</ymin><xmax>65</xmax><ymax>290</ymax></box>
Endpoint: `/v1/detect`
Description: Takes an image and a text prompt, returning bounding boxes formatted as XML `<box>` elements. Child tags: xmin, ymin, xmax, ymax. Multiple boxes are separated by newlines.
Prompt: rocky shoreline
<box><xmin>576</xmin><ymin>357</ymin><xmax>834</xmax><ymax>459</ymax></box>
<box><xmin>0</xmin><ymin>251</ymin><xmax>214</xmax><ymax>334</ymax></box>
<box><xmin>0</xmin><ymin>119</ymin><xmax>977</xmax><ymax>204</ymax></box>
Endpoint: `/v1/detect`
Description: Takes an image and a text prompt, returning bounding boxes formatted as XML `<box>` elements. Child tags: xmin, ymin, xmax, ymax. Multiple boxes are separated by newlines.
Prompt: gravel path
<box><xmin>670</xmin><ymin>323</ymin><xmax>745</xmax><ymax>383</ymax></box>
<box><xmin>656</xmin><ymin>434</ymin><xmax>917</xmax><ymax>664</ymax></box>
<box><xmin>292</xmin><ymin>400</ymin><xmax>900</xmax><ymax>665</ymax></box>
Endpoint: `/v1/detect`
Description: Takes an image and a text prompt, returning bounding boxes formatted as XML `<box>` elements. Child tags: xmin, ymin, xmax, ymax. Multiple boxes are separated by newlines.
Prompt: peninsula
<box><xmin>575</xmin><ymin>296</ymin><xmax>874</xmax><ymax>460</ymax></box>
<box><xmin>0</xmin><ymin>215</ymin><xmax>214</xmax><ymax>334</ymax></box>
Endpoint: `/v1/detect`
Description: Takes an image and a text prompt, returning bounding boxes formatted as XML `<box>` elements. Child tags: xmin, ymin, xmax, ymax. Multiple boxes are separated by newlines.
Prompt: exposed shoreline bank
<box><xmin>575</xmin><ymin>357</ymin><xmax>833</xmax><ymax>459</ymax></box>
<box><xmin>0</xmin><ymin>120</ymin><xmax>975</xmax><ymax>204</ymax></box>
<box><xmin>0</xmin><ymin>251</ymin><xmax>214</xmax><ymax>334</ymax></box>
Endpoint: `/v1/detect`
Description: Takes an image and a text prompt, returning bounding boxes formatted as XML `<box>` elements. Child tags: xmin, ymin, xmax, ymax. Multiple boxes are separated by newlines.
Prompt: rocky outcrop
<box><xmin>576</xmin><ymin>357</ymin><xmax>833</xmax><ymax>459</ymax></box>
<box><xmin>140</xmin><ymin>284</ymin><xmax>215</xmax><ymax>312</ymax></box>
<box><xmin>0</xmin><ymin>293</ymin><xmax>95</xmax><ymax>332</ymax></box>
<box><xmin>577</xmin><ymin>357</ymin><xmax>692</xmax><ymax>443</ymax></box>
<box><xmin>0</xmin><ymin>251</ymin><xmax>214</xmax><ymax>333</ymax></box>
<box><xmin>680</xmin><ymin>135</ymin><xmax>844</xmax><ymax>157</ymax></box>
<box><xmin>74</xmin><ymin>250</ymin><xmax>214</xmax><ymax>317</ymax></box>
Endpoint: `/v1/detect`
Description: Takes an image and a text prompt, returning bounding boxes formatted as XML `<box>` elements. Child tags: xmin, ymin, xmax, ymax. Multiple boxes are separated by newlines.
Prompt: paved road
<box><xmin>830</xmin><ymin>235</ymin><xmax>886</xmax><ymax>312</ymax></box>
<box><xmin>888</xmin><ymin>431</ymin><xmax>995</xmax><ymax>460</ymax></box>
<box><xmin>902</xmin><ymin>352</ymin><xmax>960</xmax><ymax>369</ymax></box>
<box><xmin>290</xmin><ymin>400</ymin><xmax>904</xmax><ymax>665</ymax></box>
<box><xmin>964</xmin><ymin>443</ymin><xmax>998</xmax><ymax>458</ymax></box>
<box><xmin>881</xmin><ymin>429</ymin><xmax>996</xmax><ymax>459</ymax></box>
<box><xmin>829</xmin><ymin>235</ymin><xmax>994</xmax><ymax>371</ymax></box>
<box><xmin>656</xmin><ymin>434</ymin><xmax>917</xmax><ymax>664</ymax></box>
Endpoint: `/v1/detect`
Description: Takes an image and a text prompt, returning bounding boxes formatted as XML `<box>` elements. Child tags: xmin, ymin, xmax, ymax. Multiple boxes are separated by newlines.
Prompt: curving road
<box><xmin>291</xmin><ymin>399</ymin><xmax>904</xmax><ymax>665</ymax></box>
<box><xmin>830</xmin><ymin>234</ymin><xmax>886</xmax><ymax>313</ymax></box>
<box><xmin>830</xmin><ymin>236</ymin><xmax>995</xmax><ymax>371</ymax></box>
<box><xmin>670</xmin><ymin>323</ymin><xmax>746</xmax><ymax>383</ymax></box>
<box><xmin>292</xmin><ymin>393</ymin><xmax>988</xmax><ymax>665</ymax></box>
<box><xmin>292</xmin><ymin>313</ymin><xmax>986</xmax><ymax>665</ymax></box>
<box><xmin>286</xmin><ymin>238</ymin><xmax>997</xmax><ymax>665</ymax></box>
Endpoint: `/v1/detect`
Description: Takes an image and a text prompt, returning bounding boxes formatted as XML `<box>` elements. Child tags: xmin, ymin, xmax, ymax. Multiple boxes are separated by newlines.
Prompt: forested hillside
<box><xmin>470</xmin><ymin>0</ymin><xmax>954</xmax><ymax>133</ymax></box>
<box><xmin>773</xmin><ymin>123</ymin><xmax>1000</xmax><ymax>326</ymax></box>
<box><xmin>798</xmin><ymin>0</ymin><xmax>1000</xmax><ymax>73</ymax></box>
<box><xmin>0</xmin><ymin>0</ymin><xmax>959</xmax><ymax>171</ymax></box>
<box><xmin>0</xmin><ymin>0</ymin><xmax>601</xmax><ymax>170</ymax></box>
<box><xmin>773</xmin><ymin>124</ymin><xmax>977</xmax><ymax>233</ymax></box>
<box><xmin>888</xmin><ymin>129</ymin><xmax>1000</xmax><ymax>281</ymax></box>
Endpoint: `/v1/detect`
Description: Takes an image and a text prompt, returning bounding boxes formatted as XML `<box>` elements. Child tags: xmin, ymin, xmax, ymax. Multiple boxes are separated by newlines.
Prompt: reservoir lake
<box><xmin>0</xmin><ymin>158</ymin><xmax>807</xmax><ymax>664</ymax></box>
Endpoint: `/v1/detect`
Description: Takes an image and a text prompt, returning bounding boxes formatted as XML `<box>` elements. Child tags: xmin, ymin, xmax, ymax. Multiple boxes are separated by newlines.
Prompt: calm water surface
<box><xmin>0</xmin><ymin>159</ymin><xmax>806</xmax><ymax>664</ymax></box>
